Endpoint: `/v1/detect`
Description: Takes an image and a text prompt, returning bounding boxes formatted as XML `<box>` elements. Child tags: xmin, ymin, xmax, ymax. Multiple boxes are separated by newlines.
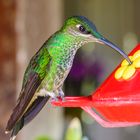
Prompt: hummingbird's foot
<box><xmin>51</xmin><ymin>96</ymin><xmax>59</xmax><ymax>102</ymax></box>
<box><xmin>57</xmin><ymin>89</ymin><xmax>65</xmax><ymax>101</ymax></box>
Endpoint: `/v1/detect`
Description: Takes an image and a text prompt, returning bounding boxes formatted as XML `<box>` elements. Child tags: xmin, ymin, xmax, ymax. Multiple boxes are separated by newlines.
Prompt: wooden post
<box><xmin>0</xmin><ymin>0</ymin><xmax>16</xmax><ymax>139</ymax></box>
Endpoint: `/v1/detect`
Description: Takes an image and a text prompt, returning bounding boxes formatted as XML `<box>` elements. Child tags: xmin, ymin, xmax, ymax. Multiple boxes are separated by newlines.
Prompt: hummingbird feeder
<box><xmin>52</xmin><ymin>44</ymin><xmax>140</xmax><ymax>128</ymax></box>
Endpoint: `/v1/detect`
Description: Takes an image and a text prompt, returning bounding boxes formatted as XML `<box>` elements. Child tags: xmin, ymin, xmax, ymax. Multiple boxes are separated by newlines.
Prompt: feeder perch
<box><xmin>52</xmin><ymin>44</ymin><xmax>140</xmax><ymax>128</ymax></box>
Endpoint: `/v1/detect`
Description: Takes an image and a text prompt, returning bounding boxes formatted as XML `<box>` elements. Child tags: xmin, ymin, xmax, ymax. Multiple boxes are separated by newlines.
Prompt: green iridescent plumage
<box><xmin>6</xmin><ymin>16</ymin><xmax>131</xmax><ymax>140</ymax></box>
<box><xmin>23</xmin><ymin>45</ymin><xmax>51</xmax><ymax>86</ymax></box>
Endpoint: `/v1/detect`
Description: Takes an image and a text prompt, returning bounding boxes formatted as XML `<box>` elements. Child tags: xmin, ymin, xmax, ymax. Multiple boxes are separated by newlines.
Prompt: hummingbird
<box><xmin>6</xmin><ymin>16</ymin><xmax>131</xmax><ymax>140</ymax></box>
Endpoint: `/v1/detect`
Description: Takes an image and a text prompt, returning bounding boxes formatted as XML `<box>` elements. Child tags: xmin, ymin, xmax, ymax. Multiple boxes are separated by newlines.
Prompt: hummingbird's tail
<box><xmin>6</xmin><ymin>96</ymin><xmax>50</xmax><ymax>140</ymax></box>
<box><xmin>10</xmin><ymin>119</ymin><xmax>24</xmax><ymax>140</ymax></box>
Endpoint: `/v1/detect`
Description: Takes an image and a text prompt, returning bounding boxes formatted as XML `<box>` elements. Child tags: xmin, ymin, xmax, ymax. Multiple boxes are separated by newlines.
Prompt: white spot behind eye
<box><xmin>76</xmin><ymin>24</ymin><xmax>82</xmax><ymax>28</ymax></box>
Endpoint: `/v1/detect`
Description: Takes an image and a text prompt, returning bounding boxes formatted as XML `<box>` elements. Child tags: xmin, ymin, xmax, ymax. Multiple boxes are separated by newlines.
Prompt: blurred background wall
<box><xmin>1</xmin><ymin>0</ymin><xmax>140</xmax><ymax>140</ymax></box>
<box><xmin>0</xmin><ymin>0</ymin><xmax>16</xmax><ymax>139</ymax></box>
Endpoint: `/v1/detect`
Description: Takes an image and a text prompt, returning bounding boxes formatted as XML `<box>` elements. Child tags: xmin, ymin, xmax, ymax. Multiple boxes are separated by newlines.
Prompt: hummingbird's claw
<box><xmin>51</xmin><ymin>96</ymin><xmax>59</xmax><ymax>102</ymax></box>
<box><xmin>57</xmin><ymin>95</ymin><xmax>65</xmax><ymax>101</ymax></box>
<box><xmin>51</xmin><ymin>95</ymin><xmax>65</xmax><ymax>102</ymax></box>
<box><xmin>58</xmin><ymin>89</ymin><xmax>65</xmax><ymax>101</ymax></box>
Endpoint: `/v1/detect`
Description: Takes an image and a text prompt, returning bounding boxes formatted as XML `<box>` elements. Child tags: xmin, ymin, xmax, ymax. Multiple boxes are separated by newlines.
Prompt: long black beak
<box><xmin>99</xmin><ymin>37</ymin><xmax>132</xmax><ymax>64</ymax></box>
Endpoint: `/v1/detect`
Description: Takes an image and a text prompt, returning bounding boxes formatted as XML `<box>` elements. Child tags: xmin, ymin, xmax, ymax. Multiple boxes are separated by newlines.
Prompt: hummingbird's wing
<box><xmin>6</xmin><ymin>45</ymin><xmax>51</xmax><ymax>133</ymax></box>
<box><xmin>23</xmin><ymin>96</ymin><xmax>50</xmax><ymax>127</ymax></box>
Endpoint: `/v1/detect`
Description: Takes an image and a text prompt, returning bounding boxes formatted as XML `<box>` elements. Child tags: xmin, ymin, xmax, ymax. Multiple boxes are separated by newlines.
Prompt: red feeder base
<box><xmin>52</xmin><ymin>44</ymin><xmax>140</xmax><ymax>127</ymax></box>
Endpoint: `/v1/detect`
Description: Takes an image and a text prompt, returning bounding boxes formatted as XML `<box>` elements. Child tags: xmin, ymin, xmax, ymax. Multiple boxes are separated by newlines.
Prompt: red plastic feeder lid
<box><xmin>52</xmin><ymin>44</ymin><xmax>140</xmax><ymax>127</ymax></box>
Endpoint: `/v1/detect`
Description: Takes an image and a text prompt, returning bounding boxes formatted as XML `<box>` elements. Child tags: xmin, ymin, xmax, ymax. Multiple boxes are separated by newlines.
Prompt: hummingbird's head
<box><xmin>62</xmin><ymin>16</ymin><xmax>131</xmax><ymax>64</ymax></box>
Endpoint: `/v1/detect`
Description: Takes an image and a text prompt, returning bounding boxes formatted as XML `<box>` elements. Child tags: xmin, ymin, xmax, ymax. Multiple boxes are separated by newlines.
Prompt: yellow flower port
<box><xmin>115</xmin><ymin>50</ymin><xmax>140</xmax><ymax>80</ymax></box>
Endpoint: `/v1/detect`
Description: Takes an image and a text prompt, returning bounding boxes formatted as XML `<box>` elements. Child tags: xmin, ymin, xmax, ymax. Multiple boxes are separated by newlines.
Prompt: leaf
<box><xmin>65</xmin><ymin>118</ymin><xmax>82</xmax><ymax>140</ymax></box>
<box><xmin>35</xmin><ymin>135</ymin><xmax>52</xmax><ymax>140</ymax></box>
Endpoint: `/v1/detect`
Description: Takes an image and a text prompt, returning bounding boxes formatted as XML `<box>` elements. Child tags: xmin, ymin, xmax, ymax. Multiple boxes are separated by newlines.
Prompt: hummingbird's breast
<box><xmin>40</xmin><ymin>44</ymin><xmax>78</xmax><ymax>92</ymax></box>
<box><xmin>40</xmin><ymin>33</ymin><xmax>83</xmax><ymax>92</ymax></box>
<box><xmin>52</xmin><ymin>46</ymin><xmax>77</xmax><ymax>89</ymax></box>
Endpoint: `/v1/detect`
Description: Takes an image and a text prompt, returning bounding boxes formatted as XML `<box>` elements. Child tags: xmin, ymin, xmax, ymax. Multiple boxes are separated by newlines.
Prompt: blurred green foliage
<box><xmin>35</xmin><ymin>118</ymin><xmax>89</xmax><ymax>140</ymax></box>
<box><xmin>65</xmin><ymin>118</ymin><xmax>82</xmax><ymax>140</ymax></box>
<box><xmin>35</xmin><ymin>136</ymin><xmax>52</xmax><ymax>140</ymax></box>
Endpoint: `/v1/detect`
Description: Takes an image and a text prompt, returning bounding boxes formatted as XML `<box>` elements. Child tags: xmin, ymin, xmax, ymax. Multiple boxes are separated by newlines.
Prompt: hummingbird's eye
<box><xmin>79</xmin><ymin>25</ymin><xmax>86</xmax><ymax>32</ymax></box>
<box><xmin>76</xmin><ymin>24</ymin><xmax>91</xmax><ymax>34</ymax></box>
